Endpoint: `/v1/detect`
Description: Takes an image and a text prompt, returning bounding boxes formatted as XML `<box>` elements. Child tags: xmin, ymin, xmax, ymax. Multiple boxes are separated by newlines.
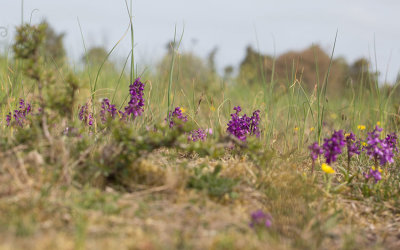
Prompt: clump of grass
<box><xmin>187</xmin><ymin>164</ymin><xmax>238</xmax><ymax>199</ymax></box>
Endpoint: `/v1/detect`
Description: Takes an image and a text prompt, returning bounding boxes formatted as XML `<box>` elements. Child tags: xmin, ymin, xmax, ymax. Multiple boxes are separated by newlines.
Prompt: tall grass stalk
<box><xmin>254</xmin><ymin>31</ymin><xmax>270</xmax><ymax>145</ymax></box>
<box><xmin>317</xmin><ymin>31</ymin><xmax>338</xmax><ymax>144</ymax></box>
<box><xmin>112</xmin><ymin>50</ymin><xmax>132</xmax><ymax>104</ymax></box>
<box><xmin>92</xmin><ymin>25</ymin><xmax>130</xmax><ymax>101</ymax></box>
<box><xmin>373</xmin><ymin>37</ymin><xmax>382</xmax><ymax>123</ymax></box>
<box><xmin>167</xmin><ymin>26</ymin><xmax>184</xmax><ymax>119</ymax></box>
<box><xmin>21</xmin><ymin>0</ymin><xmax>24</xmax><ymax>25</ymax></box>
<box><xmin>77</xmin><ymin>18</ymin><xmax>92</xmax><ymax>96</ymax></box>
<box><xmin>124</xmin><ymin>0</ymin><xmax>135</xmax><ymax>84</ymax></box>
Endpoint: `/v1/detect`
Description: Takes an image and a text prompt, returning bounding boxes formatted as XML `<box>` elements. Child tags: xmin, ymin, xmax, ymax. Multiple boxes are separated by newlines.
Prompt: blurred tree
<box><xmin>81</xmin><ymin>46</ymin><xmax>116</xmax><ymax>71</ymax></box>
<box><xmin>224</xmin><ymin>65</ymin><xmax>234</xmax><ymax>79</ymax></box>
<box><xmin>390</xmin><ymin>72</ymin><xmax>400</xmax><ymax>98</ymax></box>
<box><xmin>157</xmin><ymin>41</ymin><xmax>216</xmax><ymax>92</ymax></box>
<box><xmin>348</xmin><ymin>58</ymin><xmax>379</xmax><ymax>91</ymax></box>
<box><xmin>165</xmin><ymin>40</ymin><xmax>178</xmax><ymax>53</ymax></box>
<box><xmin>238</xmin><ymin>45</ymin><xmax>349</xmax><ymax>95</ymax></box>
<box><xmin>238</xmin><ymin>46</ymin><xmax>274</xmax><ymax>85</ymax></box>
<box><xmin>40</xmin><ymin>20</ymin><xmax>66</xmax><ymax>65</ymax></box>
<box><xmin>276</xmin><ymin>45</ymin><xmax>348</xmax><ymax>93</ymax></box>
<box><xmin>82</xmin><ymin>46</ymin><xmax>108</xmax><ymax>65</ymax></box>
<box><xmin>349</xmin><ymin>58</ymin><xmax>370</xmax><ymax>80</ymax></box>
<box><xmin>207</xmin><ymin>47</ymin><xmax>218</xmax><ymax>75</ymax></box>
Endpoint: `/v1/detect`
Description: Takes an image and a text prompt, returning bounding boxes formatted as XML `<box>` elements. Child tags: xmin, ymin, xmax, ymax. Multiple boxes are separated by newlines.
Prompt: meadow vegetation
<box><xmin>1</xmin><ymin>14</ymin><xmax>400</xmax><ymax>250</ymax></box>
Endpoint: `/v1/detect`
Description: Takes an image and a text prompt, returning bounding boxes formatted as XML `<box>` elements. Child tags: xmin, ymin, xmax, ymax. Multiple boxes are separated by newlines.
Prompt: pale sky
<box><xmin>1</xmin><ymin>0</ymin><xmax>400</xmax><ymax>82</ymax></box>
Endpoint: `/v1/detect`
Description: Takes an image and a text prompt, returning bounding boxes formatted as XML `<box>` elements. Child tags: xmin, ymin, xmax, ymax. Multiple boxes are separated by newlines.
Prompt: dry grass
<box><xmin>1</xmin><ymin>145</ymin><xmax>399</xmax><ymax>250</ymax></box>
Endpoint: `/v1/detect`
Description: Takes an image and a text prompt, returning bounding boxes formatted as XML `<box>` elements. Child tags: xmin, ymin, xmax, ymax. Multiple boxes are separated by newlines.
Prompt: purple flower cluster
<box><xmin>100</xmin><ymin>98</ymin><xmax>119</xmax><ymax>123</ymax></box>
<box><xmin>308</xmin><ymin>142</ymin><xmax>323</xmax><ymax>161</ymax></box>
<box><xmin>364</xmin><ymin>167</ymin><xmax>382</xmax><ymax>183</ymax></box>
<box><xmin>385</xmin><ymin>133</ymin><xmax>398</xmax><ymax>153</ymax></box>
<box><xmin>249</xmin><ymin>110</ymin><xmax>261</xmax><ymax>137</ymax></box>
<box><xmin>227</xmin><ymin>106</ymin><xmax>261</xmax><ymax>141</ymax></box>
<box><xmin>187</xmin><ymin>128</ymin><xmax>212</xmax><ymax>142</ymax></box>
<box><xmin>308</xmin><ymin>142</ymin><xmax>323</xmax><ymax>173</ymax></box>
<box><xmin>249</xmin><ymin>210</ymin><xmax>272</xmax><ymax>229</ymax></box>
<box><xmin>187</xmin><ymin>128</ymin><xmax>207</xmax><ymax>142</ymax></box>
<box><xmin>346</xmin><ymin>132</ymin><xmax>361</xmax><ymax>157</ymax></box>
<box><xmin>5</xmin><ymin>114</ymin><xmax>10</xmax><ymax>126</ymax></box>
<box><xmin>6</xmin><ymin>99</ymin><xmax>32</xmax><ymax>127</ymax></box>
<box><xmin>78</xmin><ymin>78</ymin><xmax>145</xmax><ymax>126</ymax></box>
<box><xmin>309</xmin><ymin>125</ymin><xmax>398</xmax><ymax>180</ymax></box>
<box><xmin>124</xmin><ymin>78</ymin><xmax>145</xmax><ymax>119</ymax></box>
<box><xmin>322</xmin><ymin>130</ymin><xmax>346</xmax><ymax>164</ymax></box>
<box><xmin>165</xmin><ymin>106</ymin><xmax>214</xmax><ymax>142</ymax></box>
<box><xmin>78</xmin><ymin>103</ymin><xmax>94</xmax><ymax>126</ymax></box>
<box><xmin>167</xmin><ymin>107</ymin><xmax>187</xmax><ymax>128</ymax></box>
<box><xmin>364</xmin><ymin>126</ymin><xmax>394</xmax><ymax>166</ymax></box>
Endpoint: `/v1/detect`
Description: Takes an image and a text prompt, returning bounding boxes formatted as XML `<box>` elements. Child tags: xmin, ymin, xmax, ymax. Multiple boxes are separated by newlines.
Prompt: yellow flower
<box><xmin>321</xmin><ymin>163</ymin><xmax>335</xmax><ymax>174</ymax></box>
<box><xmin>294</xmin><ymin>126</ymin><xmax>299</xmax><ymax>132</ymax></box>
<box><xmin>357</xmin><ymin>125</ymin><xmax>366</xmax><ymax>131</ymax></box>
<box><xmin>361</xmin><ymin>142</ymin><xmax>367</xmax><ymax>147</ymax></box>
<box><xmin>180</xmin><ymin>107</ymin><xmax>186</xmax><ymax>113</ymax></box>
<box><xmin>345</xmin><ymin>133</ymin><xmax>350</xmax><ymax>137</ymax></box>
<box><xmin>372</xmin><ymin>166</ymin><xmax>383</xmax><ymax>173</ymax></box>
<box><xmin>210</xmin><ymin>106</ymin><xmax>216</xmax><ymax>112</ymax></box>
<box><xmin>310</xmin><ymin>127</ymin><xmax>315</xmax><ymax>132</ymax></box>
<box><xmin>376</xmin><ymin>121</ymin><xmax>381</xmax><ymax>126</ymax></box>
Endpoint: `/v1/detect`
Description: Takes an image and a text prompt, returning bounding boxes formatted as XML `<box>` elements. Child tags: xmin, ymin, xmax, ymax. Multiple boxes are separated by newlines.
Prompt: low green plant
<box><xmin>187</xmin><ymin>164</ymin><xmax>238</xmax><ymax>199</ymax></box>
